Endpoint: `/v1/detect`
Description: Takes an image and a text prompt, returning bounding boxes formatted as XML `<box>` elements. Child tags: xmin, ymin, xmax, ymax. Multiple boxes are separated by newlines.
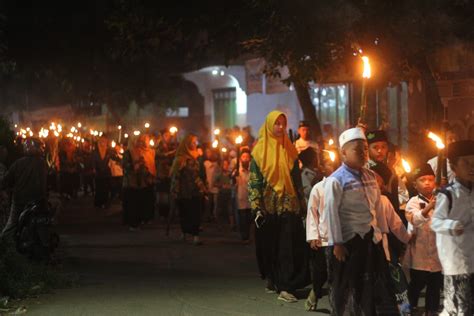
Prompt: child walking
<box><xmin>431</xmin><ymin>140</ymin><xmax>474</xmax><ymax>315</ymax></box>
<box><xmin>405</xmin><ymin>163</ymin><xmax>442</xmax><ymax>315</ymax></box>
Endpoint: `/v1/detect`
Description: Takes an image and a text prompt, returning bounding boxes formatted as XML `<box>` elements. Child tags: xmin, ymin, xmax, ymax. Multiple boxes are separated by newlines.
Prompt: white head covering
<box><xmin>339</xmin><ymin>127</ymin><xmax>366</xmax><ymax>148</ymax></box>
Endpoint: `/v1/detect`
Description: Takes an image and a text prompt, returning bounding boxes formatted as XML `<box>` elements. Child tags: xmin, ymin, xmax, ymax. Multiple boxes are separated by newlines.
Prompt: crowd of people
<box><xmin>248</xmin><ymin>110</ymin><xmax>474</xmax><ymax>316</ymax></box>
<box><xmin>1</xmin><ymin>111</ymin><xmax>473</xmax><ymax>315</ymax></box>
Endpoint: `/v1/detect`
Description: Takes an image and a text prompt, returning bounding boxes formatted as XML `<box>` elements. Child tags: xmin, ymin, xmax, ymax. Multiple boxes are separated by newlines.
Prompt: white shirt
<box><xmin>204</xmin><ymin>160</ymin><xmax>220</xmax><ymax>194</ymax></box>
<box><xmin>324</xmin><ymin>164</ymin><xmax>384</xmax><ymax>245</ymax></box>
<box><xmin>427</xmin><ymin>156</ymin><xmax>455</xmax><ymax>184</ymax></box>
<box><xmin>306</xmin><ymin>178</ymin><xmax>328</xmax><ymax>246</ymax></box>
<box><xmin>295</xmin><ymin>138</ymin><xmax>319</xmax><ymax>154</ymax></box>
<box><xmin>379</xmin><ymin>195</ymin><xmax>410</xmax><ymax>261</ymax></box>
<box><xmin>236</xmin><ymin>166</ymin><xmax>250</xmax><ymax>210</ymax></box>
<box><xmin>404</xmin><ymin>195</ymin><xmax>442</xmax><ymax>272</ymax></box>
<box><xmin>431</xmin><ymin>179</ymin><xmax>474</xmax><ymax>275</ymax></box>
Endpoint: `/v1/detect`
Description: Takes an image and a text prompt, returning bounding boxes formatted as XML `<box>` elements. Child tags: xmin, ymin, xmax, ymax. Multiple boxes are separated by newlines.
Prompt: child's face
<box><xmin>452</xmin><ymin>155</ymin><xmax>474</xmax><ymax>183</ymax></box>
<box><xmin>241</xmin><ymin>152</ymin><xmax>251</xmax><ymax>169</ymax></box>
<box><xmin>222</xmin><ymin>160</ymin><xmax>229</xmax><ymax>171</ymax></box>
<box><xmin>368</xmin><ymin>141</ymin><xmax>388</xmax><ymax>163</ymax></box>
<box><xmin>342</xmin><ymin>139</ymin><xmax>368</xmax><ymax>169</ymax></box>
<box><xmin>414</xmin><ymin>175</ymin><xmax>435</xmax><ymax>197</ymax></box>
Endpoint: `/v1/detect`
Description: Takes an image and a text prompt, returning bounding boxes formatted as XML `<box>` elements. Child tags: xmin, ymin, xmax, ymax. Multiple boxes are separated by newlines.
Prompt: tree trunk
<box><xmin>418</xmin><ymin>56</ymin><xmax>444</xmax><ymax>129</ymax></box>
<box><xmin>293</xmin><ymin>80</ymin><xmax>323</xmax><ymax>141</ymax></box>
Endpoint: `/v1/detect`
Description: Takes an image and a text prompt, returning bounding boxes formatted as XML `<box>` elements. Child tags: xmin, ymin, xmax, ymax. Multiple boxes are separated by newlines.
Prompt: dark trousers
<box><xmin>82</xmin><ymin>174</ymin><xmax>95</xmax><ymax>195</ymax></box>
<box><xmin>329</xmin><ymin>233</ymin><xmax>398</xmax><ymax>316</ymax></box>
<box><xmin>122</xmin><ymin>187</ymin><xmax>154</xmax><ymax>227</ymax></box>
<box><xmin>408</xmin><ymin>269</ymin><xmax>442</xmax><ymax>313</ymax></box>
<box><xmin>255</xmin><ymin>213</ymin><xmax>278</xmax><ymax>282</ymax></box>
<box><xmin>255</xmin><ymin>212</ymin><xmax>310</xmax><ymax>293</ymax></box>
<box><xmin>110</xmin><ymin>176</ymin><xmax>123</xmax><ymax>200</ymax></box>
<box><xmin>94</xmin><ymin>176</ymin><xmax>110</xmax><ymax>207</ymax></box>
<box><xmin>60</xmin><ymin>172</ymin><xmax>77</xmax><ymax>196</ymax></box>
<box><xmin>178</xmin><ymin>197</ymin><xmax>201</xmax><ymax>236</ymax></box>
<box><xmin>238</xmin><ymin>208</ymin><xmax>252</xmax><ymax>241</ymax></box>
<box><xmin>310</xmin><ymin>247</ymin><xmax>328</xmax><ymax>298</ymax></box>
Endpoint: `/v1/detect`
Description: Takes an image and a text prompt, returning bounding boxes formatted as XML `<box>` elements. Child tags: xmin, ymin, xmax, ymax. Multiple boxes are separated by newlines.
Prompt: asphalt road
<box><xmin>25</xmin><ymin>196</ymin><xmax>331</xmax><ymax>316</ymax></box>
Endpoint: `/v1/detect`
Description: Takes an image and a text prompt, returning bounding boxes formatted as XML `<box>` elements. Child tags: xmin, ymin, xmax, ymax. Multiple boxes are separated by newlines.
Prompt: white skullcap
<box><xmin>338</xmin><ymin>127</ymin><xmax>366</xmax><ymax>148</ymax></box>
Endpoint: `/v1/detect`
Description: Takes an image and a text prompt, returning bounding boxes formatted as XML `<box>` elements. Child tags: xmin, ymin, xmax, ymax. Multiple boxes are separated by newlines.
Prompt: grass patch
<box><xmin>0</xmin><ymin>239</ymin><xmax>77</xmax><ymax>312</ymax></box>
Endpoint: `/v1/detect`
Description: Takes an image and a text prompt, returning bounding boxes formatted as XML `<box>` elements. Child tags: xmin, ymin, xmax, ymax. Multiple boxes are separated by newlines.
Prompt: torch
<box><xmin>169</xmin><ymin>126</ymin><xmax>178</xmax><ymax>147</ymax></box>
<box><xmin>235</xmin><ymin>135</ymin><xmax>243</xmax><ymax>177</ymax></box>
<box><xmin>427</xmin><ymin>131</ymin><xmax>446</xmax><ymax>186</ymax></box>
<box><xmin>401</xmin><ymin>158</ymin><xmax>411</xmax><ymax>175</ymax></box>
<box><xmin>359</xmin><ymin>56</ymin><xmax>371</xmax><ymax>125</ymax></box>
<box><xmin>323</xmin><ymin>149</ymin><xmax>336</xmax><ymax>169</ymax></box>
<box><xmin>118</xmin><ymin>125</ymin><xmax>122</xmax><ymax>143</ymax></box>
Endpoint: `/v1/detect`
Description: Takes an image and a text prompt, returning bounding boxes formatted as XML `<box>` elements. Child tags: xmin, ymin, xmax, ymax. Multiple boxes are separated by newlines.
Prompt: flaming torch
<box><xmin>359</xmin><ymin>56</ymin><xmax>371</xmax><ymax>124</ymax></box>
<box><xmin>235</xmin><ymin>135</ymin><xmax>243</xmax><ymax>176</ymax></box>
<box><xmin>169</xmin><ymin>126</ymin><xmax>178</xmax><ymax>135</ymax></box>
<box><xmin>323</xmin><ymin>150</ymin><xmax>337</xmax><ymax>169</ymax></box>
<box><xmin>402</xmin><ymin>159</ymin><xmax>411</xmax><ymax>174</ymax></box>
<box><xmin>427</xmin><ymin>131</ymin><xmax>446</xmax><ymax>185</ymax></box>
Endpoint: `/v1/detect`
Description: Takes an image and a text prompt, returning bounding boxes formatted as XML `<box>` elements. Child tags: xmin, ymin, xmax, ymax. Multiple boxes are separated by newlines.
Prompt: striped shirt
<box><xmin>324</xmin><ymin>163</ymin><xmax>383</xmax><ymax>245</ymax></box>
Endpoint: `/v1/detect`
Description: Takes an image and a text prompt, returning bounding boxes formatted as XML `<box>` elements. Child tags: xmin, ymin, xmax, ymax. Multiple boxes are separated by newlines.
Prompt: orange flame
<box><xmin>362</xmin><ymin>56</ymin><xmax>371</xmax><ymax>79</ymax></box>
<box><xmin>402</xmin><ymin>159</ymin><xmax>411</xmax><ymax>173</ymax></box>
<box><xmin>427</xmin><ymin>131</ymin><xmax>445</xmax><ymax>149</ymax></box>
<box><xmin>235</xmin><ymin>135</ymin><xmax>243</xmax><ymax>145</ymax></box>
<box><xmin>324</xmin><ymin>150</ymin><xmax>336</xmax><ymax>162</ymax></box>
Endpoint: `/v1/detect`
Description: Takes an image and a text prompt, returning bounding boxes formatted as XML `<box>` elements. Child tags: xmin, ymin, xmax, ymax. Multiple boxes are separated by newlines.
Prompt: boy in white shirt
<box><xmin>431</xmin><ymin>140</ymin><xmax>474</xmax><ymax>315</ymax></box>
<box><xmin>404</xmin><ymin>163</ymin><xmax>442</xmax><ymax>315</ymax></box>
<box><xmin>305</xmin><ymin>151</ymin><xmax>337</xmax><ymax>311</ymax></box>
<box><xmin>324</xmin><ymin>127</ymin><xmax>397</xmax><ymax>315</ymax></box>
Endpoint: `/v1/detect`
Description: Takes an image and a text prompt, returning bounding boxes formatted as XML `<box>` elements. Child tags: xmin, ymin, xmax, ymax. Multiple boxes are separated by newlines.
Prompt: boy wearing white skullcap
<box><xmin>324</xmin><ymin>127</ymin><xmax>397</xmax><ymax>315</ymax></box>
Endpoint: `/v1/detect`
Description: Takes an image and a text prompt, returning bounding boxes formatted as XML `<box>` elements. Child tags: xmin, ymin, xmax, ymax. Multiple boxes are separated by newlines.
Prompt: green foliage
<box><xmin>0</xmin><ymin>116</ymin><xmax>13</xmax><ymax>147</ymax></box>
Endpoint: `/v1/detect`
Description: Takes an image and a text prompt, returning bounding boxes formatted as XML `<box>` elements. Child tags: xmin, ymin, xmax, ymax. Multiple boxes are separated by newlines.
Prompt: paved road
<box><xmin>25</xmin><ymin>197</ymin><xmax>331</xmax><ymax>316</ymax></box>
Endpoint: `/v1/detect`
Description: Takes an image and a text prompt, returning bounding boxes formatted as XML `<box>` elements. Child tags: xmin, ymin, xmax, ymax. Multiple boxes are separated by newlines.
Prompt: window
<box><xmin>309</xmin><ymin>83</ymin><xmax>349</xmax><ymax>137</ymax></box>
<box><xmin>166</xmin><ymin>107</ymin><xmax>189</xmax><ymax>117</ymax></box>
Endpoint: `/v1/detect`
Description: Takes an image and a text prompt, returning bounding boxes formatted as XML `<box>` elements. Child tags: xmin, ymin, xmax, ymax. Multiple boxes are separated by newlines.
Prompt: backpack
<box><xmin>437</xmin><ymin>183</ymin><xmax>454</xmax><ymax>214</ymax></box>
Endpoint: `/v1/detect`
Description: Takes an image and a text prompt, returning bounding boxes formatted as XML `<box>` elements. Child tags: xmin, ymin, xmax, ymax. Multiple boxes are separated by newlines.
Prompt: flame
<box><xmin>124</xmin><ymin>133</ymin><xmax>129</xmax><ymax>138</ymax></box>
<box><xmin>117</xmin><ymin>125</ymin><xmax>122</xmax><ymax>130</ymax></box>
<box><xmin>212</xmin><ymin>140</ymin><xmax>219</xmax><ymax>148</ymax></box>
<box><xmin>111</xmin><ymin>140</ymin><xmax>116</xmax><ymax>148</ymax></box>
<box><xmin>402</xmin><ymin>159</ymin><xmax>411</xmax><ymax>173</ymax></box>
<box><xmin>169</xmin><ymin>126</ymin><xmax>178</xmax><ymax>134</ymax></box>
<box><xmin>54</xmin><ymin>131</ymin><xmax>59</xmax><ymax>137</ymax></box>
<box><xmin>328</xmin><ymin>138</ymin><xmax>334</xmax><ymax>146</ymax></box>
<box><xmin>133</xmin><ymin>130</ymin><xmax>141</xmax><ymax>136</ymax></box>
<box><xmin>324</xmin><ymin>150</ymin><xmax>336</xmax><ymax>162</ymax></box>
<box><xmin>119</xmin><ymin>148</ymin><xmax>124</xmax><ymax>154</ymax></box>
<box><xmin>144</xmin><ymin>122</ymin><xmax>150</xmax><ymax>129</ymax></box>
<box><xmin>77</xmin><ymin>122</ymin><xmax>82</xmax><ymax>128</ymax></box>
<box><xmin>427</xmin><ymin>131</ymin><xmax>445</xmax><ymax>149</ymax></box>
<box><xmin>362</xmin><ymin>56</ymin><xmax>371</xmax><ymax>79</ymax></box>
<box><xmin>235</xmin><ymin>135</ymin><xmax>243</xmax><ymax>145</ymax></box>
<box><xmin>213</xmin><ymin>128</ymin><xmax>220</xmax><ymax>136</ymax></box>
<box><xmin>149</xmin><ymin>139</ymin><xmax>155</xmax><ymax>147</ymax></box>
<box><xmin>221</xmin><ymin>147</ymin><xmax>227</xmax><ymax>153</ymax></box>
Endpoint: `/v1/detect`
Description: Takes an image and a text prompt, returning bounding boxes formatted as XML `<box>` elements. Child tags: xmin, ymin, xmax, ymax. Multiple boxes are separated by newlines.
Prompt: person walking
<box><xmin>170</xmin><ymin>134</ymin><xmax>207</xmax><ymax>245</ymax></box>
<box><xmin>249</xmin><ymin>110</ymin><xmax>309</xmax><ymax>303</ymax></box>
